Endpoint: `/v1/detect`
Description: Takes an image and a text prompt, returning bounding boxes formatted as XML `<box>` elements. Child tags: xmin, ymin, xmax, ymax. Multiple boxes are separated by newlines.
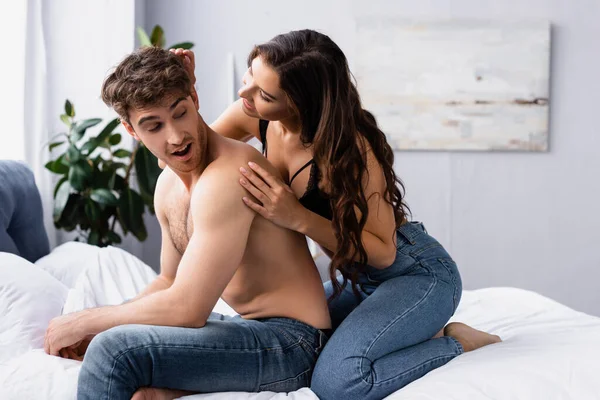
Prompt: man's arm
<box><xmin>124</xmin><ymin>171</ymin><xmax>182</xmax><ymax>303</ymax></box>
<box><xmin>81</xmin><ymin>166</ymin><xmax>255</xmax><ymax>333</ymax></box>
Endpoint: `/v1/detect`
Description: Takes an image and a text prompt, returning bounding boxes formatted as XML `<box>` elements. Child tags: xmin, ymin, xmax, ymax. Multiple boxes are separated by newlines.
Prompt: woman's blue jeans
<box><xmin>77</xmin><ymin>314</ymin><xmax>328</xmax><ymax>399</ymax></box>
<box><xmin>311</xmin><ymin>221</ymin><xmax>464</xmax><ymax>400</ymax></box>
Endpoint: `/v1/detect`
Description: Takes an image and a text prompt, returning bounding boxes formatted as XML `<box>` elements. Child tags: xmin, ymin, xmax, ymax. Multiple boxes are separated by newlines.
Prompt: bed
<box><xmin>2</xmin><ymin>161</ymin><xmax>600</xmax><ymax>399</ymax></box>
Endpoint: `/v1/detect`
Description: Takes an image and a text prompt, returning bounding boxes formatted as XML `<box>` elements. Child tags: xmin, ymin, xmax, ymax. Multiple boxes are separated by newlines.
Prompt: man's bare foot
<box><xmin>444</xmin><ymin>322</ymin><xmax>502</xmax><ymax>352</ymax></box>
<box><xmin>432</xmin><ymin>328</ymin><xmax>444</xmax><ymax>339</ymax></box>
<box><xmin>131</xmin><ymin>387</ymin><xmax>195</xmax><ymax>400</ymax></box>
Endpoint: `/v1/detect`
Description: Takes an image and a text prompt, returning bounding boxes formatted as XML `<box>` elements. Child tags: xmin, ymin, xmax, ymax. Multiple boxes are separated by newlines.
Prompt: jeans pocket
<box><xmin>258</xmin><ymin>368</ymin><xmax>312</xmax><ymax>392</ymax></box>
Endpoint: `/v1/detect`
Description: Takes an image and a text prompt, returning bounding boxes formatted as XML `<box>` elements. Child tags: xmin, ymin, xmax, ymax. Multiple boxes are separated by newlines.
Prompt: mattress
<box><xmin>1</xmin><ymin>243</ymin><xmax>599</xmax><ymax>399</ymax></box>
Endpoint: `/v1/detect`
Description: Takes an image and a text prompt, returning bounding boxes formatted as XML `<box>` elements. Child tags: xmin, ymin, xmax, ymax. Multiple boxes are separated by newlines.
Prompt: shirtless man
<box><xmin>43</xmin><ymin>46</ymin><xmax>331</xmax><ymax>400</ymax></box>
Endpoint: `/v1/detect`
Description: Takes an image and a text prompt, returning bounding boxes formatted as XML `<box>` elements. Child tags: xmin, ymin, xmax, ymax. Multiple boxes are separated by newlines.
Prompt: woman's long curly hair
<box><xmin>248</xmin><ymin>30</ymin><xmax>410</xmax><ymax>299</ymax></box>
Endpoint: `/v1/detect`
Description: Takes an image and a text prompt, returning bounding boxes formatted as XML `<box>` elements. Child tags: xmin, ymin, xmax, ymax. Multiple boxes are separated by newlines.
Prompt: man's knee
<box><xmin>84</xmin><ymin>325</ymin><xmax>137</xmax><ymax>364</ymax></box>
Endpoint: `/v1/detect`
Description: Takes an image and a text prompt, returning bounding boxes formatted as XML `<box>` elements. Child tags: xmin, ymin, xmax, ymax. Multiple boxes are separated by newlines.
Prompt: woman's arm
<box><xmin>209</xmin><ymin>99</ymin><xmax>261</xmax><ymax>142</ymax></box>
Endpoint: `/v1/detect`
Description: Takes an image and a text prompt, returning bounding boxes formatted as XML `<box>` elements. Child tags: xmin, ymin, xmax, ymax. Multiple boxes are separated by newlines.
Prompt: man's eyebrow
<box><xmin>137</xmin><ymin>97</ymin><xmax>187</xmax><ymax>125</ymax></box>
<box><xmin>138</xmin><ymin>115</ymin><xmax>159</xmax><ymax>126</ymax></box>
<box><xmin>169</xmin><ymin>97</ymin><xmax>186</xmax><ymax>110</ymax></box>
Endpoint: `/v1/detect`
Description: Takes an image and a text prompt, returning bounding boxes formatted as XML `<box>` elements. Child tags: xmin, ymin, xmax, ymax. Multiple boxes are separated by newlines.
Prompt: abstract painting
<box><xmin>355</xmin><ymin>19</ymin><xmax>551</xmax><ymax>151</ymax></box>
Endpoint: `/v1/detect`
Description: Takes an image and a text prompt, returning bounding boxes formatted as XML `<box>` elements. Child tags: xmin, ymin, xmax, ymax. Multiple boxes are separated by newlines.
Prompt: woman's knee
<box><xmin>311</xmin><ymin>349</ymin><xmax>373</xmax><ymax>400</ymax></box>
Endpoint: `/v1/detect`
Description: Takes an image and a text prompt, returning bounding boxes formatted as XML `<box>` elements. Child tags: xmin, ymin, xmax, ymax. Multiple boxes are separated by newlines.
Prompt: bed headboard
<box><xmin>0</xmin><ymin>160</ymin><xmax>50</xmax><ymax>262</ymax></box>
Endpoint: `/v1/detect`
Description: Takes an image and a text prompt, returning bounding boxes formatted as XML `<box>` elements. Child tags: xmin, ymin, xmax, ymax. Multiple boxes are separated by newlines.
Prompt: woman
<box><xmin>173</xmin><ymin>29</ymin><xmax>501</xmax><ymax>400</ymax></box>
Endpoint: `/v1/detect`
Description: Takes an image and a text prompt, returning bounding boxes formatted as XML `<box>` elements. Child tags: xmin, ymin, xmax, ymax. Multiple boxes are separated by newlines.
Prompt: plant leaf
<box><xmin>72</xmin><ymin>118</ymin><xmax>102</xmax><ymax>142</ymax></box>
<box><xmin>53</xmin><ymin>181</ymin><xmax>71</xmax><ymax>222</ymax></box>
<box><xmin>53</xmin><ymin>176</ymin><xmax>68</xmax><ymax>199</ymax></box>
<box><xmin>106</xmin><ymin>231</ymin><xmax>122</xmax><ymax>245</ymax></box>
<box><xmin>137</xmin><ymin>26</ymin><xmax>152</xmax><ymax>47</ymax></box>
<box><xmin>66</xmin><ymin>144</ymin><xmax>81</xmax><ymax>163</ymax></box>
<box><xmin>68</xmin><ymin>161</ymin><xmax>93</xmax><ymax>191</ymax></box>
<box><xmin>168</xmin><ymin>42</ymin><xmax>194</xmax><ymax>50</ymax></box>
<box><xmin>113</xmin><ymin>149</ymin><xmax>132</xmax><ymax>158</ymax></box>
<box><xmin>55</xmin><ymin>194</ymin><xmax>81</xmax><ymax>231</ymax></box>
<box><xmin>108</xmin><ymin>133</ymin><xmax>122</xmax><ymax>146</ymax></box>
<box><xmin>45</xmin><ymin>159</ymin><xmax>69</xmax><ymax>175</ymax></box>
<box><xmin>58</xmin><ymin>154</ymin><xmax>70</xmax><ymax>166</ymax></box>
<box><xmin>118</xmin><ymin>188</ymin><xmax>147</xmax><ymax>241</ymax></box>
<box><xmin>49</xmin><ymin>141</ymin><xmax>65</xmax><ymax>152</ymax></box>
<box><xmin>84</xmin><ymin>199</ymin><xmax>101</xmax><ymax>224</ymax></box>
<box><xmin>150</xmin><ymin>25</ymin><xmax>165</xmax><ymax>48</ymax></box>
<box><xmin>60</xmin><ymin>114</ymin><xmax>71</xmax><ymax>127</ymax></box>
<box><xmin>90</xmin><ymin>188</ymin><xmax>119</xmax><ymax>206</ymax></box>
<box><xmin>135</xmin><ymin>144</ymin><xmax>161</xmax><ymax>200</ymax></box>
<box><xmin>96</xmin><ymin>118</ymin><xmax>121</xmax><ymax>144</ymax></box>
<box><xmin>81</xmin><ymin>138</ymin><xmax>99</xmax><ymax>155</ymax></box>
<box><xmin>87</xmin><ymin>230</ymin><xmax>100</xmax><ymax>246</ymax></box>
<box><xmin>65</xmin><ymin>100</ymin><xmax>75</xmax><ymax>117</ymax></box>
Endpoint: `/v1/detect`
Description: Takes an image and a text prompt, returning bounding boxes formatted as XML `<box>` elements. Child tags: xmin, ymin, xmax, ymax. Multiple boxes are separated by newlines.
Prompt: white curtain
<box><xmin>24</xmin><ymin>0</ymin><xmax>55</xmax><ymax>248</ymax></box>
<box><xmin>1</xmin><ymin>0</ymin><xmax>140</xmax><ymax>252</ymax></box>
<box><xmin>0</xmin><ymin>2</ymin><xmax>27</xmax><ymax>161</ymax></box>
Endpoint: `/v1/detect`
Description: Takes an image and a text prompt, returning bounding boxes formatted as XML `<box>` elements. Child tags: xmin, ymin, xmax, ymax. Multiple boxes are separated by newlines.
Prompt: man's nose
<box><xmin>167</xmin><ymin>126</ymin><xmax>185</xmax><ymax>145</ymax></box>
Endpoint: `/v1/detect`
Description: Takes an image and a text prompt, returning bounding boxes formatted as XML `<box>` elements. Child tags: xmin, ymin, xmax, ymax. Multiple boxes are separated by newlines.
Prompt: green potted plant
<box><xmin>45</xmin><ymin>25</ymin><xmax>193</xmax><ymax>246</ymax></box>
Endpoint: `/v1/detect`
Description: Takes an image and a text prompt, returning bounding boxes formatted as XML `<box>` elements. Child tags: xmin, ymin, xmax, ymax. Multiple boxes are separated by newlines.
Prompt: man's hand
<box><xmin>44</xmin><ymin>310</ymin><xmax>92</xmax><ymax>358</ymax></box>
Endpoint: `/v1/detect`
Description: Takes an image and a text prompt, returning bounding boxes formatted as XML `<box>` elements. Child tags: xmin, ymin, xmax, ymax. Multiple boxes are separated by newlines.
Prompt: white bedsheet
<box><xmin>1</xmin><ymin>243</ymin><xmax>599</xmax><ymax>400</ymax></box>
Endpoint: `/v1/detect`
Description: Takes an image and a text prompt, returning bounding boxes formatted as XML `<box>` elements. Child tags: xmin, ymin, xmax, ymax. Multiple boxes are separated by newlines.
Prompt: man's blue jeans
<box><xmin>77</xmin><ymin>313</ymin><xmax>328</xmax><ymax>399</ymax></box>
<box><xmin>311</xmin><ymin>221</ymin><xmax>464</xmax><ymax>400</ymax></box>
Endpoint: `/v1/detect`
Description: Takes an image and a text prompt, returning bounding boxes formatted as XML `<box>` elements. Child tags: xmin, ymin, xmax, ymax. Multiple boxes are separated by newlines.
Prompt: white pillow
<box><xmin>35</xmin><ymin>242</ymin><xmax>104</xmax><ymax>288</ymax></box>
<box><xmin>0</xmin><ymin>253</ymin><xmax>68</xmax><ymax>363</ymax></box>
<box><xmin>61</xmin><ymin>245</ymin><xmax>157</xmax><ymax>313</ymax></box>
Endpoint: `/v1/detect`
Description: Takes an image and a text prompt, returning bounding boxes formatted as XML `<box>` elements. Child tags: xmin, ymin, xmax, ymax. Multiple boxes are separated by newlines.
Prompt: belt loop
<box><xmin>397</xmin><ymin>224</ymin><xmax>417</xmax><ymax>245</ymax></box>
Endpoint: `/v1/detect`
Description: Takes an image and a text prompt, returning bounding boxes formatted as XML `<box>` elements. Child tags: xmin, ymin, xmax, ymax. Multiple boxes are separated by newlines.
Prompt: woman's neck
<box><xmin>277</xmin><ymin>114</ymin><xmax>302</xmax><ymax>138</ymax></box>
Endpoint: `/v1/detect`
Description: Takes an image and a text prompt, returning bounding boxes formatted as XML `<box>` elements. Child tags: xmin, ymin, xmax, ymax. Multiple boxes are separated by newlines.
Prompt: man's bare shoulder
<box><xmin>190</xmin><ymin>142</ymin><xmax>269</xmax><ymax>211</ymax></box>
<box><xmin>213</xmin><ymin>140</ymin><xmax>281</xmax><ymax>179</ymax></box>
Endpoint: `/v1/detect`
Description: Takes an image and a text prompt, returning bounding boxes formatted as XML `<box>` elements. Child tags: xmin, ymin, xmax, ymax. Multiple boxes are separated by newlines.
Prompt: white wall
<box><xmin>143</xmin><ymin>0</ymin><xmax>600</xmax><ymax>316</ymax></box>
<box><xmin>42</xmin><ymin>0</ymin><xmax>142</xmax><ymax>254</ymax></box>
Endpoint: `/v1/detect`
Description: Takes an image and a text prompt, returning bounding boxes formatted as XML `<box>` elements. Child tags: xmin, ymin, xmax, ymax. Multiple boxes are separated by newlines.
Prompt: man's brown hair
<box><xmin>101</xmin><ymin>46</ymin><xmax>192</xmax><ymax>123</ymax></box>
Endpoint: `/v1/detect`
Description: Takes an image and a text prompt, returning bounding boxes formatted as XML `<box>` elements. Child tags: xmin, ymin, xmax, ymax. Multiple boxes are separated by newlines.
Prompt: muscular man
<box><xmin>43</xmin><ymin>46</ymin><xmax>330</xmax><ymax>400</ymax></box>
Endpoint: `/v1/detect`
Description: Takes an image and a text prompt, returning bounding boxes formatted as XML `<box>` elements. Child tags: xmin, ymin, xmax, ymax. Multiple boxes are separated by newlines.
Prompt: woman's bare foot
<box><xmin>131</xmin><ymin>387</ymin><xmax>195</xmax><ymax>400</ymax></box>
<box><xmin>433</xmin><ymin>328</ymin><xmax>444</xmax><ymax>339</ymax></box>
<box><xmin>444</xmin><ymin>322</ymin><xmax>502</xmax><ymax>352</ymax></box>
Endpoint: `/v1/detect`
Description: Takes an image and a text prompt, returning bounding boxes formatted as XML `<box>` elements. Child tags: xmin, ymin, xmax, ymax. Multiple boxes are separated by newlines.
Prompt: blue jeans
<box><xmin>77</xmin><ymin>313</ymin><xmax>328</xmax><ymax>399</ymax></box>
<box><xmin>311</xmin><ymin>222</ymin><xmax>464</xmax><ymax>400</ymax></box>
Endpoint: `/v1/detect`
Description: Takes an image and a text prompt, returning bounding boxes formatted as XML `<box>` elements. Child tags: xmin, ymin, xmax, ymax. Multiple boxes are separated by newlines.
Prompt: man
<box><xmin>43</xmin><ymin>46</ymin><xmax>331</xmax><ymax>400</ymax></box>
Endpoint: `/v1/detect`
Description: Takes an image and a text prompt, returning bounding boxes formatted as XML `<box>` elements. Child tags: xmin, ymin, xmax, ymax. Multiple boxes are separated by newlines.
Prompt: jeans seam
<box><xmin>269</xmin><ymin>325</ymin><xmax>300</xmax><ymax>346</ymax></box>
<box><xmin>447</xmin><ymin>335</ymin><xmax>465</xmax><ymax>354</ymax></box>
<box><xmin>258</xmin><ymin>367</ymin><xmax>312</xmax><ymax>391</ymax></box>
<box><xmin>105</xmin><ymin>340</ymin><xmax>305</xmax><ymax>395</ymax></box>
<box><xmin>438</xmin><ymin>258</ymin><xmax>460</xmax><ymax>311</ymax></box>
<box><xmin>370</xmin><ymin>353</ymin><xmax>459</xmax><ymax>387</ymax></box>
<box><xmin>409</xmin><ymin>242</ymin><xmax>442</xmax><ymax>257</ymax></box>
<box><xmin>107</xmin><ymin>354</ymin><xmax>130</xmax><ymax>399</ymax></box>
<box><xmin>359</xmin><ymin>264</ymin><xmax>438</xmax><ymax>385</ymax></box>
<box><xmin>298</xmin><ymin>336</ymin><xmax>320</xmax><ymax>358</ymax></box>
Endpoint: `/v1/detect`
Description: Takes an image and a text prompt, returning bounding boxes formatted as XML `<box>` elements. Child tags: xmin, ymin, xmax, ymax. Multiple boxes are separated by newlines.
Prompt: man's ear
<box><xmin>121</xmin><ymin>119</ymin><xmax>140</xmax><ymax>141</ymax></box>
<box><xmin>191</xmin><ymin>87</ymin><xmax>200</xmax><ymax>110</ymax></box>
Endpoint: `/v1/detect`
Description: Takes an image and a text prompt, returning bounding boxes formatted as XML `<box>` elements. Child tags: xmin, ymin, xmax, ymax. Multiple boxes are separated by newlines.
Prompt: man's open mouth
<box><xmin>172</xmin><ymin>143</ymin><xmax>191</xmax><ymax>157</ymax></box>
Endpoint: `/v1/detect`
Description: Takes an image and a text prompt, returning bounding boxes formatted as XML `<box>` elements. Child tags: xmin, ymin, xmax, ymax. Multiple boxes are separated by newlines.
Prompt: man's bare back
<box><xmin>156</xmin><ymin>134</ymin><xmax>330</xmax><ymax>329</ymax></box>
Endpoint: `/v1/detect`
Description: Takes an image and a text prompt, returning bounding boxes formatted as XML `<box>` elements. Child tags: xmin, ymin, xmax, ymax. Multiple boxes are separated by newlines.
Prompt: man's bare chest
<box><xmin>165</xmin><ymin>198</ymin><xmax>193</xmax><ymax>255</ymax></box>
